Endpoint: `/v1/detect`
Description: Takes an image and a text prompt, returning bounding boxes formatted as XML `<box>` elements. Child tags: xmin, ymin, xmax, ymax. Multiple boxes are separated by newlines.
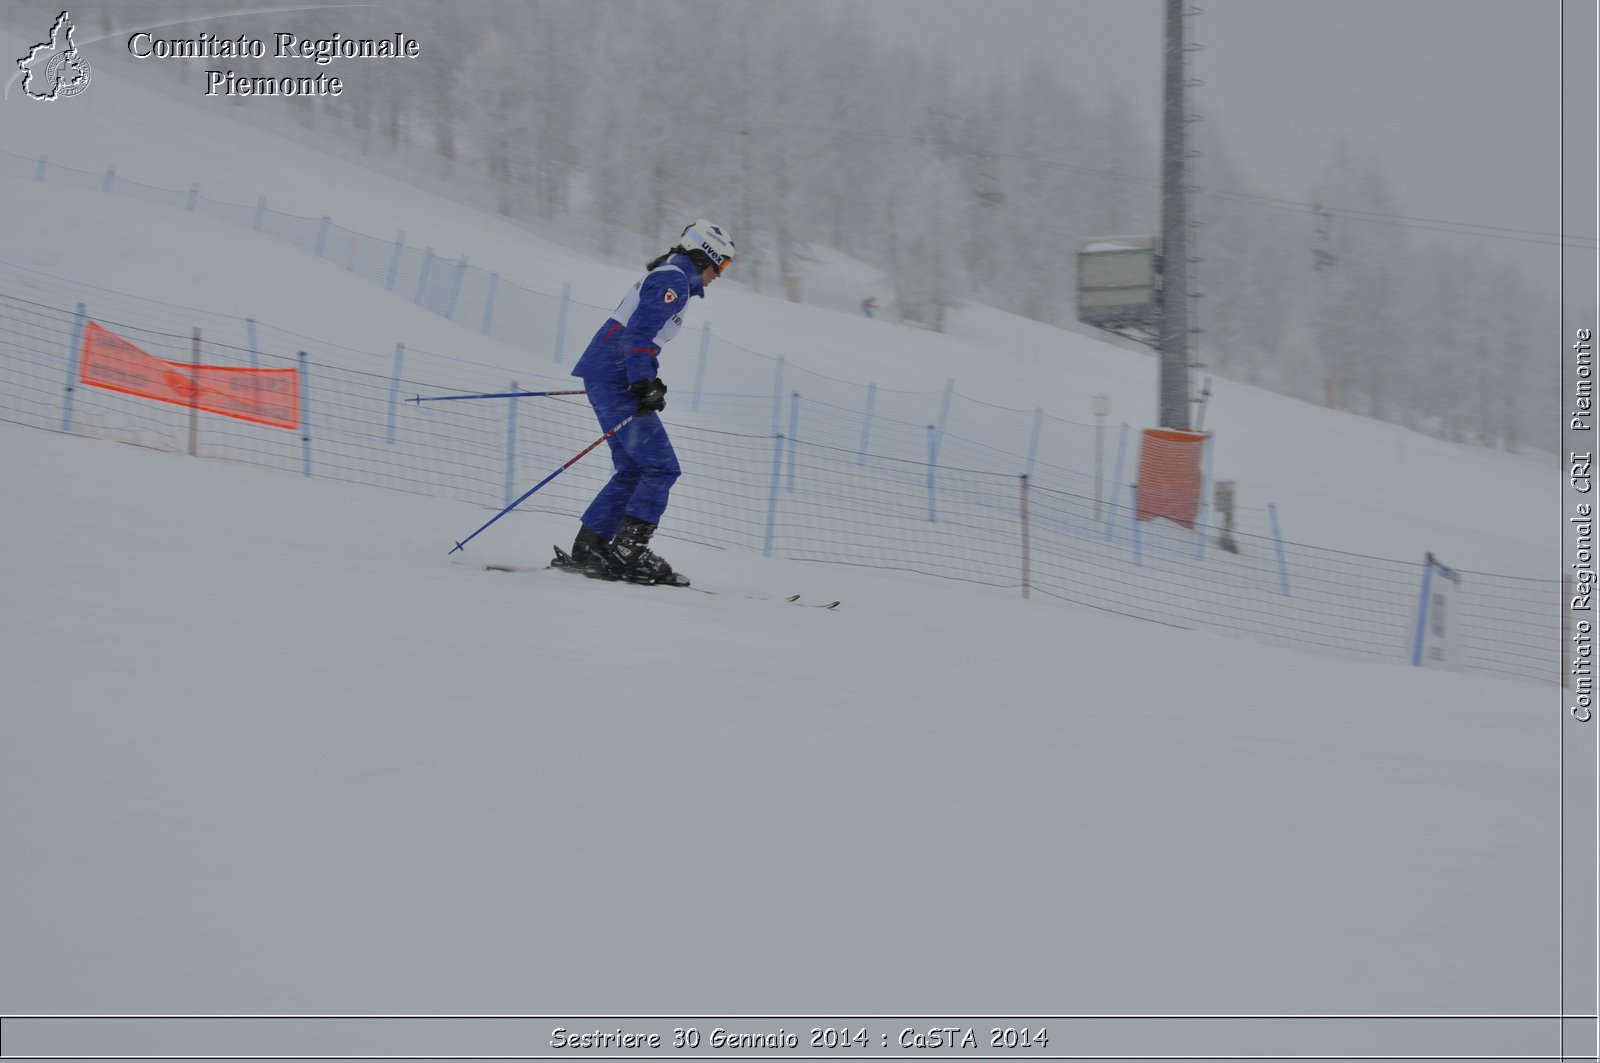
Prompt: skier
<box><xmin>556</xmin><ymin>219</ymin><xmax>736</xmax><ymax>587</ymax></box>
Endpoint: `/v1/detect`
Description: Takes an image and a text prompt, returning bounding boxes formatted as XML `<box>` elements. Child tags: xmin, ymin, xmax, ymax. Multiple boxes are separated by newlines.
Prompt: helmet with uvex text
<box><xmin>676</xmin><ymin>219</ymin><xmax>735</xmax><ymax>275</ymax></box>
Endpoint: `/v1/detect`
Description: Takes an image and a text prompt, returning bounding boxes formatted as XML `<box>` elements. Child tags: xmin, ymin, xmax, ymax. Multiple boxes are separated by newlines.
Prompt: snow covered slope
<box><xmin>0</xmin><ymin>419</ymin><xmax>1555</xmax><ymax>1022</ymax></box>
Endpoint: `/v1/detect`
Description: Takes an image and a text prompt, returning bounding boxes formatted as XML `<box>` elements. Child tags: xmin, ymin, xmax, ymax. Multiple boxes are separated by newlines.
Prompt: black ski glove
<box><xmin>630</xmin><ymin>378</ymin><xmax>668</xmax><ymax>414</ymax></box>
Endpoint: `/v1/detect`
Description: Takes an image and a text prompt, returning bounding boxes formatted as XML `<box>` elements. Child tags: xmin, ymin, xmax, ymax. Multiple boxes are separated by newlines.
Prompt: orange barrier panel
<box><xmin>1136</xmin><ymin>427</ymin><xmax>1209</xmax><ymax>529</ymax></box>
<box><xmin>78</xmin><ymin>322</ymin><xmax>299</xmax><ymax>430</ymax></box>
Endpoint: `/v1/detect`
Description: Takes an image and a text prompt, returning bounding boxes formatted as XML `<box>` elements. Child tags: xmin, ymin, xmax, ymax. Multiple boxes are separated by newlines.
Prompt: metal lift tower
<box><xmin>1157</xmin><ymin>0</ymin><xmax>1191</xmax><ymax>429</ymax></box>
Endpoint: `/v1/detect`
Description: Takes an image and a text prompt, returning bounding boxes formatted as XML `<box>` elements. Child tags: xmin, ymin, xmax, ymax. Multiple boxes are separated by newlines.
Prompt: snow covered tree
<box><xmin>1187</xmin><ymin>115</ymin><xmax>1303</xmax><ymax>395</ymax></box>
<box><xmin>1304</xmin><ymin>143</ymin><xmax>1413</xmax><ymax>420</ymax></box>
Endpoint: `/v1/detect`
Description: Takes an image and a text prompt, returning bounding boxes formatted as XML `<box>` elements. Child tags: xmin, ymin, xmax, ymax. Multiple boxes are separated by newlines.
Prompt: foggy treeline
<box><xmin>75</xmin><ymin>0</ymin><xmax>1559</xmax><ymax>451</ymax></box>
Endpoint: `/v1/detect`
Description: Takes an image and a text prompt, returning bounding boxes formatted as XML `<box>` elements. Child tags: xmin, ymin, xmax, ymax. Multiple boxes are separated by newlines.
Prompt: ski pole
<box><xmin>448</xmin><ymin>413</ymin><xmax>637</xmax><ymax>555</ymax></box>
<box><xmin>410</xmin><ymin>388</ymin><xmax>586</xmax><ymax>404</ymax></box>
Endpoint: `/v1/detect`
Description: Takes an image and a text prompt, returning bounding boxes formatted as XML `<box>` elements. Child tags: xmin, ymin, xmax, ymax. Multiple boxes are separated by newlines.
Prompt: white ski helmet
<box><xmin>677</xmin><ymin>219</ymin><xmax>736</xmax><ymax>275</ymax></box>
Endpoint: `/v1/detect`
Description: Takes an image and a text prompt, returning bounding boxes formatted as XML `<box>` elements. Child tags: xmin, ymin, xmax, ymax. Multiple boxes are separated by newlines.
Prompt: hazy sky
<box><xmin>847</xmin><ymin>0</ymin><xmax>1581</xmax><ymax>289</ymax></box>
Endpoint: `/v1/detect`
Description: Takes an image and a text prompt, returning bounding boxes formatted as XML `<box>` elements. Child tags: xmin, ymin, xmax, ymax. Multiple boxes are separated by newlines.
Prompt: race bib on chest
<box><xmin>608</xmin><ymin>263</ymin><xmax>689</xmax><ymax>346</ymax></box>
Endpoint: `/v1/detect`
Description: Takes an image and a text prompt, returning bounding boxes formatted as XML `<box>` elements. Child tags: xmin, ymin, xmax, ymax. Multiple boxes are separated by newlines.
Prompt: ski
<box><xmin>787</xmin><ymin>594</ymin><xmax>840</xmax><ymax>609</ymax></box>
<box><xmin>481</xmin><ymin>555</ymin><xmax>839</xmax><ymax>608</ymax></box>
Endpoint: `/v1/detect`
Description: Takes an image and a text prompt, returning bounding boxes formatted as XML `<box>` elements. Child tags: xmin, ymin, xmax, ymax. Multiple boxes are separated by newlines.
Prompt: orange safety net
<box><xmin>1135</xmin><ymin>427</ymin><xmax>1209</xmax><ymax>529</ymax></box>
<box><xmin>78</xmin><ymin>321</ymin><xmax>300</xmax><ymax>430</ymax></box>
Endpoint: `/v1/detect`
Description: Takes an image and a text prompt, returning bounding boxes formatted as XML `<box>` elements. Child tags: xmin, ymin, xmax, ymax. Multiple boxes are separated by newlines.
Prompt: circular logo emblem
<box><xmin>45</xmin><ymin>50</ymin><xmax>90</xmax><ymax>98</ymax></box>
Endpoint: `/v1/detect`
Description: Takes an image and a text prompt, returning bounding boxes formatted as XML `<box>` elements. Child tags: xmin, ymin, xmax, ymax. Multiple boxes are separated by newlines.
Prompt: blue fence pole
<box><xmin>185</xmin><ymin>182</ymin><xmax>199</xmax><ymax>211</ymax></box>
<box><xmin>504</xmin><ymin>383</ymin><xmax>519</xmax><ymax>507</ymax></box>
<box><xmin>245</xmin><ymin>317</ymin><xmax>259</xmax><ymax>369</ymax></box>
<box><xmin>385</xmin><ymin>343</ymin><xmax>406</xmax><ymax>444</ymax></box>
<box><xmin>692</xmin><ymin>322</ymin><xmax>711</xmax><ymax>413</ymax></box>
<box><xmin>552</xmin><ymin>281</ymin><xmax>571</xmax><ymax>364</ymax></box>
<box><xmin>1025</xmin><ymin>406</ymin><xmax>1044</xmax><ymax>479</ymax></box>
<box><xmin>384</xmin><ymin>230</ymin><xmax>406</xmax><ymax>291</ymax></box>
<box><xmin>1019</xmin><ymin>473</ymin><xmax>1031</xmax><ymax>599</ymax></box>
<box><xmin>1194</xmin><ymin>433</ymin><xmax>1215</xmax><ymax>560</ymax></box>
<box><xmin>253</xmin><ymin>196</ymin><xmax>266</xmax><ymax>231</ymax></box>
<box><xmin>1268</xmin><ymin>502</ymin><xmax>1290</xmax><ymax>595</ymax></box>
<box><xmin>297</xmin><ymin>351</ymin><xmax>312</xmax><ymax>477</ymax></box>
<box><xmin>1409</xmin><ymin>559</ymin><xmax>1436</xmax><ymax>667</ymax></box>
<box><xmin>34</xmin><ymin>154</ymin><xmax>47</xmax><ymax>181</ymax></box>
<box><xmin>413</xmin><ymin>248</ymin><xmax>435</xmax><ymax>306</ymax></box>
<box><xmin>858</xmin><ymin>383</ymin><xmax>877</xmax><ymax>465</ymax></box>
<box><xmin>60</xmin><ymin>302</ymin><xmax>87</xmax><ymax>432</ymax></box>
<box><xmin>786</xmin><ymin>391</ymin><xmax>800</xmax><ymax>492</ymax></box>
<box><xmin>1104</xmin><ymin>422</ymin><xmax>1130</xmax><ymax>540</ymax></box>
<box><xmin>771</xmin><ymin>356</ymin><xmax>785</xmax><ymax>436</ymax></box>
<box><xmin>314</xmin><ymin>215</ymin><xmax>330</xmax><ymax>258</ymax></box>
<box><xmin>446</xmin><ymin>255</ymin><xmax>469</xmax><ymax>321</ymax></box>
<box><xmin>925</xmin><ymin>380</ymin><xmax>954</xmax><ymax>524</ymax></box>
<box><xmin>481</xmin><ymin>272</ymin><xmax>499</xmax><ymax>336</ymax></box>
<box><xmin>101</xmin><ymin>165</ymin><xmax>114</xmax><ymax>193</ymax></box>
<box><xmin>763</xmin><ymin>434</ymin><xmax>785</xmax><ymax>557</ymax></box>
<box><xmin>934</xmin><ymin>377</ymin><xmax>955</xmax><ymax>456</ymax></box>
<box><xmin>1129</xmin><ymin>486</ymin><xmax>1143</xmax><ymax>566</ymax></box>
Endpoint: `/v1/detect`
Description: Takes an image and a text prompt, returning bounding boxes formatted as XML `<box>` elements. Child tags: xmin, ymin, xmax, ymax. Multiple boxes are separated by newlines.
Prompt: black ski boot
<box><xmin>599</xmin><ymin>516</ymin><xmax>689</xmax><ymax>587</ymax></box>
<box><xmin>552</xmin><ymin>525</ymin><xmax>614</xmax><ymax>573</ymax></box>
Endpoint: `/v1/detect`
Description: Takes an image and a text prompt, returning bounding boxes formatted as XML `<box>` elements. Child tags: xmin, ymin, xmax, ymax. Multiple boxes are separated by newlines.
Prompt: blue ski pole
<box><xmin>448</xmin><ymin>413</ymin><xmax>637</xmax><ymax>555</ymax></box>
<box><xmin>410</xmin><ymin>388</ymin><xmax>586</xmax><ymax>404</ymax></box>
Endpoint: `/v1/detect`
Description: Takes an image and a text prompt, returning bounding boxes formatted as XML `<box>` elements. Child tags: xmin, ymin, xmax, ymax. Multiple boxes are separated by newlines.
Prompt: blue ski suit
<box><xmin>571</xmin><ymin>254</ymin><xmax>704</xmax><ymax>537</ymax></box>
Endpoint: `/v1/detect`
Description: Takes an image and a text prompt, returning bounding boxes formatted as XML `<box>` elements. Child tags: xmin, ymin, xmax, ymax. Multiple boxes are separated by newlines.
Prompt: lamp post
<box><xmin>1092</xmin><ymin>393</ymin><xmax>1111</xmax><ymax>521</ymax></box>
